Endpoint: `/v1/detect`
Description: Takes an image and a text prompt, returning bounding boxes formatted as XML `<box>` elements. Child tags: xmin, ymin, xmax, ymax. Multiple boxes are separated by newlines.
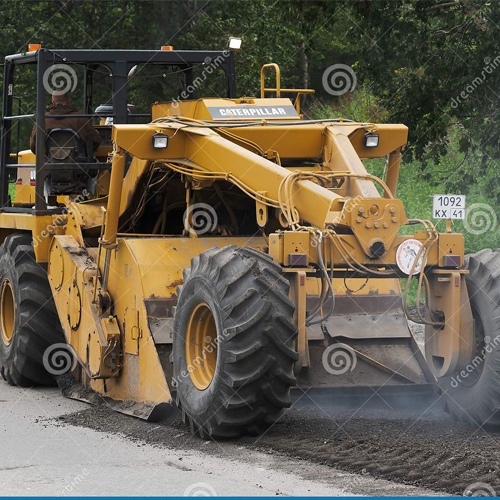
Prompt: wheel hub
<box><xmin>186</xmin><ymin>302</ymin><xmax>217</xmax><ymax>390</ymax></box>
<box><xmin>0</xmin><ymin>279</ymin><xmax>15</xmax><ymax>346</ymax></box>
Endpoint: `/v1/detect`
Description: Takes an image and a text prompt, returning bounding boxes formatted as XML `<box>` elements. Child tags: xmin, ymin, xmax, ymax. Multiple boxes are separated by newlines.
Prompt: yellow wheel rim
<box><xmin>186</xmin><ymin>302</ymin><xmax>218</xmax><ymax>390</ymax></box>
<box><xmin>0</xmin><ymin>279</ymin><xmax>15</xmax><ymax>346</ymax></box>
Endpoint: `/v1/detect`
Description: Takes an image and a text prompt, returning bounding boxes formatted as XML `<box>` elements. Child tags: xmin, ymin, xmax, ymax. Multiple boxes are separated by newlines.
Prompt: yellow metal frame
<box><xmin>0</xmin><ymin>62</ymin><xmax>472</xmax><ymax>416</ymax></box>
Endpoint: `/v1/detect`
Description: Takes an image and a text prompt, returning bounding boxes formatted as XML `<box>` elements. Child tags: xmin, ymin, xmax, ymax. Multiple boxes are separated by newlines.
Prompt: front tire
<box><xmin>439</xmin><ymin>249</ymin><xmax>500</xmax><ymax>427</ymax></box>
<box><xmin>0</xmin><ymin>233</ymin><xmax>65</xmax><ymax>386</ymax></box>
<box><xmin>173</xmin><ymin>245</ymin><xmax>298</xmax><ymax>439</ymax></box>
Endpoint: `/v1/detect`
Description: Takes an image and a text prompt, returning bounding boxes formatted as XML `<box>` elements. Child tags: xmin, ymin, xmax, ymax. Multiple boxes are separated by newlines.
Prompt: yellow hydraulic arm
<box><xmin>109</xmin><ymin>121</ymin><xmax>408</xmax><ymax>232</ymax></box>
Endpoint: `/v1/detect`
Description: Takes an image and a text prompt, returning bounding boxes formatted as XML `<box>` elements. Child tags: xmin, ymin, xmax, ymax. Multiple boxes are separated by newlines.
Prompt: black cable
<box><xmin>306</xmin><ymin>232</ymin><xmax>336</xmax><ymax>327</ymax></box>
<box><xmin>343</xmin><ymin>269</ymin><xmax>369</xmax><ymax>293</ymax></box>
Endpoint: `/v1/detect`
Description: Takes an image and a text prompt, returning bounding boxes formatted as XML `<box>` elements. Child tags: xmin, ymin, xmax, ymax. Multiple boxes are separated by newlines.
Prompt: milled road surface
<box><xmin>56</xmin><ymin>387</ymin><xmax>500</xmax><ymax>497</ymax></box>
<box><xmin>258</xmin><ymin>392</ymin><xmax>500</xmax><ymax>496</ymax></box>
<box><xmin>0</xmin><ymin>382</ymin><xmax>444</xmax><ymax>496</ymax></box>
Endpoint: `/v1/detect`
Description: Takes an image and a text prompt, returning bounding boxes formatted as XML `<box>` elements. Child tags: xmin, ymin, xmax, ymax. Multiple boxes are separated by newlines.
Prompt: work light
<box><xmin>364</xmin><ymin>132</ymin><xmax>379</xmax><ymax>148</ymax></box>
<box><xmin>228</xmin><ymin>37</ymin><xmax>242</xmax><ymax>50</ymax></box>
<box><xmin>152</xmin><ymin>133</ymin><xmax>168</xmax><ymax>149</ymax></box>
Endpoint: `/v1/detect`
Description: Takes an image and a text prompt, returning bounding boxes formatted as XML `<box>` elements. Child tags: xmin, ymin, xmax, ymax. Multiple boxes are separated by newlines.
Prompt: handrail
<box><xmin>3</xmin><ymin>113</ymin><xmax>152</xmax><ymax>120</ymax></box>
<box><xmin>260</xmin><ymin>63</ymin><xmax>315</xmax><ymax>114</ymax></box>
<box><xmin>3</xmin><ymin>114</ymin><xmax>35</xmax><ymax>120</ymax></box>
<box><xmin>41</xmin><ymin>162</ymin><xmax>111</xmax><ymax>170</ymax></box>
<box><xmin>260</xmin><ymin>63</ymin><xmax>281</xmax><ymax>98</ymax></box>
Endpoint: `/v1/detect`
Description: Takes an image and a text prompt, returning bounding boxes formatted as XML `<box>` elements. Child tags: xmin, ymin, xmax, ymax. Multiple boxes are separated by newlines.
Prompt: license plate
<box><xmin>432</xmin><ymin>195</ymin><xmax>465</xmax><ymax>219</ymax></box>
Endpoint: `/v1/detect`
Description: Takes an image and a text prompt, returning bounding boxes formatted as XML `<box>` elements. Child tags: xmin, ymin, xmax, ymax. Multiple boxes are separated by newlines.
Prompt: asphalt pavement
<box><xmin>0</xmin><ymin>382</ymin><xmax>441</xmax><ymax>496</ymax></box>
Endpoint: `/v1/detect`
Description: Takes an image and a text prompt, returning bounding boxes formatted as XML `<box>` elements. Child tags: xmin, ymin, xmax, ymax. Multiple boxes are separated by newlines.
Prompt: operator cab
<box><xmin>0</xmin><ymin>45</ymin><xmax>237</xmax><ymax>212</ymax></box>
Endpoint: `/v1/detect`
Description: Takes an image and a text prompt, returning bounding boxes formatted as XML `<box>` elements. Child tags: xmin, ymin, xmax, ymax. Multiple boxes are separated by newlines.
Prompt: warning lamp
<box><xmin>28</xmin><ymin>44</ymin><xmax>42</xmax><ymax>52</ymax></box>
<box><xmin>161</xmin><ymin>46</ymin><xmax>174</xmax><ymax>51</ymax></box>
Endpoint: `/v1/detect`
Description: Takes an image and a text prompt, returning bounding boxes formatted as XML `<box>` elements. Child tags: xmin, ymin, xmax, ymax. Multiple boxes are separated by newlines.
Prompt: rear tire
<box><xmin>0</xmin><ymin>233</ymin><xmax>65</xmax><ymax>386</ymax></box>
<box><xmin>173</xmin><ymin>245</ymin><xmax>298</xmax><ymax>439</ymax></box>
<box><xmin>439</xmin><ymin>249</ymin><xmax>500</xmax><ymax>427</ymax></box>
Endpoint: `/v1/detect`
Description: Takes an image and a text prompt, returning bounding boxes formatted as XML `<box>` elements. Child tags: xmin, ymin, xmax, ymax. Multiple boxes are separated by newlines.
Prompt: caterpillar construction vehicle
<box><xmin>0</xmin><ymin>43</ymin><xmax>499</xmax><ymax>439</ymax></box>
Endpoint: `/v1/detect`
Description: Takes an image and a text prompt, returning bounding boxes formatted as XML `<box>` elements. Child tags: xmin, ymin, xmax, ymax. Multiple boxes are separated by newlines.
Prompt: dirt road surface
<box><xmin>57</xmin><ymin>388</ymin><xmax>500</xmax><ymax>497</ymax></box>
<box><xmin>0</xmin><ymin>382</ymin><xmax>450</xmax><ymax>497</ymax></box>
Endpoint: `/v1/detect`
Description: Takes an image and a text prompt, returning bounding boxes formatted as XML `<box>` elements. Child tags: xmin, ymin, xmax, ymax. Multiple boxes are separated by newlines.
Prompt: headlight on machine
<box><xmin>364</xmin><ymin>132</ymin><xmax>379</xmax><ymax>148</ymax></box>
<box><xmin>152</xmin><ymin>133</ymin><xmax>169</xmax><ymax>149</ymax></box>
<box><xmin>228</xmin><ymin>37</ymin><xmax>242</xmax><ymax>50</ymax></box>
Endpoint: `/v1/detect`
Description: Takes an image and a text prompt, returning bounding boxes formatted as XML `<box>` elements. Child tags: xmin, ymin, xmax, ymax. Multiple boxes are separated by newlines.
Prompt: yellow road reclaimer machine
<box><xmin>0</xmin><ymin>46</ymin><xmax>498</xmax><ymax>438</ymax></box>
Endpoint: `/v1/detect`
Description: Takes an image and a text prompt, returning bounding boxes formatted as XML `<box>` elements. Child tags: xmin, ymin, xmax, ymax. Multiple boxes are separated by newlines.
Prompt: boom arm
<box><xmin>110</xmin><ymin>121</ymin><xmax>407</xmax><ymax>231</ymax></box>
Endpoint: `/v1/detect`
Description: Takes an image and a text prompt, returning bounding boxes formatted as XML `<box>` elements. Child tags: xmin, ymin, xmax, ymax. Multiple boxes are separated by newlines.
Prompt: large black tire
<box><xmin>0</xmin><ymin>233</ymin><xmax>65</xmax><ymax>386</ymax></box>
<box><xmin>173</xmin><ymin>245</ymin><xmax>298</xmax><ymax>439</ymax></box>
<box><xmin>439</xmin><ymin>249</ymin><xmax>500</xmax><ymax>427</ymax></box>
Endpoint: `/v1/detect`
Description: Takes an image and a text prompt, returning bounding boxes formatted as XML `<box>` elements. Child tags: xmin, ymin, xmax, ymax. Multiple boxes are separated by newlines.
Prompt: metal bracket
<box><xmin>289</xmin><ymin>270</ymin><xmax>309</xmax><ymax>373</ymax></box>
<box><xmin>256</xmin><ymin>191</ymin><xmax>268</xmax><ymax>228</ymax></box>
<box><xmin>125</xmin><ymin>308</ymin><xmax>141</xmax><ymax>355</ymax></box>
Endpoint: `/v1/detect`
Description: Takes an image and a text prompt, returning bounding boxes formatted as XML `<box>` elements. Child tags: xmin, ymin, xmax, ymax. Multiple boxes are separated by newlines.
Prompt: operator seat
<box><xmin>45</xmin><ymin>128</ymin><xmax>95</xmax><ymax>195</ymax></box>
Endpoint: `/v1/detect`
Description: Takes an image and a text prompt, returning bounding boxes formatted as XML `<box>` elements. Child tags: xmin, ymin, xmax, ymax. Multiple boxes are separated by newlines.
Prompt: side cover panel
<box><xmin>48</xmin><ymin>235</ymin><xmax>172</xmax><ymax>413</ymax></box>
<box><xmin>47</xmin><ymin>235</ymin><xmax>266</xmax><ymax>412</ymax></box>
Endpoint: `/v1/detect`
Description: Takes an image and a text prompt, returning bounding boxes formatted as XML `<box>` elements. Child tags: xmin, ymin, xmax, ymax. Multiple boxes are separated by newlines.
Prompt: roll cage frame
<box><xmin>0</xmin><ymin>48</ymin><xmax>236</xmax><ymax>212</ymax></box>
